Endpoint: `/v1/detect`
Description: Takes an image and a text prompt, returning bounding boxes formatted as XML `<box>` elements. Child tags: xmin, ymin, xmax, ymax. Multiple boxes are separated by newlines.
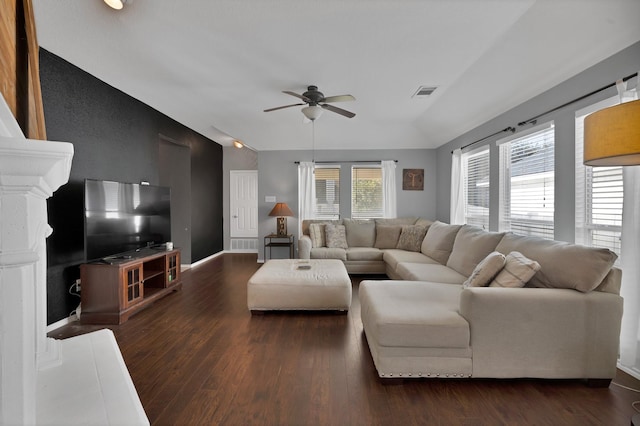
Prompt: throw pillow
<box><xmin>325</xmin><ymin>224</ymin><xmax>348</xmax><ymax>249</ymax></box>
<box><xmin>489</xmin><ymin>251</ymin><xmax>541</xmax><ymax>288</ymax></box>
<box><xmin>396</xmin><ymin>225</ymin><xmax>428</xmax><ymax>252</ymax></box>
<box><xmin>374</xmin><ymin>225</ymin><xmax>402</xmax><ymax>249</ymax></box>
<box><xmin>463</xmin><ymin>251</ymin><xmax>506</xmax><ymax>288</ymax></box>
<box><xmin>309</xmin><ymin>223</ymin><xmax>326</xmax><ymax>248</ymax></box>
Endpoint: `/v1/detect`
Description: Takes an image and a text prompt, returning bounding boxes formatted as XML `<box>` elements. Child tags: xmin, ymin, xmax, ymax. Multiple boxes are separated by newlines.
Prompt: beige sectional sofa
<box><xmin>299</xmin><ymin>218</ymin><xmax>623</xmax><ymax>384</ymax></box>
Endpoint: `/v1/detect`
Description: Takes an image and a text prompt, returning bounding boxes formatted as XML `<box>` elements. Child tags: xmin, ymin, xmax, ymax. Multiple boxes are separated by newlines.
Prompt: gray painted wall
<box><xmin>222</xmin><ymin>146</ymin><xmax>259</xmax><ymax>250</ymax></box>
<box><xmin>257</xmin><ymin>148</ymin><xmax>437</xmax><ymax>261</ymax></box>
<box><xmin>436</xmin><ymin>41</ymin><xmax>640</xmax><ymax>243</ymax></box>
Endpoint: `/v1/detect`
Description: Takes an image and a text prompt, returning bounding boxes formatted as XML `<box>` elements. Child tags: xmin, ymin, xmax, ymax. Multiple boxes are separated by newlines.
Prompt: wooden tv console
<box><xmin>80</xmin><ymin>248</ymin><xmax>182</xmax><ymax>324</ymax></box>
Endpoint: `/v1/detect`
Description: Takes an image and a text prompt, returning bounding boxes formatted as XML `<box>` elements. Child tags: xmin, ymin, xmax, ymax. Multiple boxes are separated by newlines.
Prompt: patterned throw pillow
<box><xmin>325</xmin><ymin>224</ymin><xmax>348</xmax><ymax>249</ymax></box>
<box><xmin>489</xmin><ymin>251</ymin><xmax>541</xmax><ymax>288</ymax></box>
<box><xmin>463</xmin><ymin>251</ymin><xmax>506</xmax><ymax>288</ymax></box>
<box><xmin>396</xmin><ymin>225</ymin><xmax>428</xmax><ymax>252</ymax></box>
<box><xmin>309</xmin><ymin>223</ymin><xmax>326</xmax><ymax>248</ymax></box>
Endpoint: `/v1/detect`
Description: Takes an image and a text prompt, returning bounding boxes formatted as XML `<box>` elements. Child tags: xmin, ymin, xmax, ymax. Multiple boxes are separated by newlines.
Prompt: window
<box><xmin>351</xmin><ymin>166</ymin><xmax>383</xmax><ymax>219</ymax></box>
<box><xmin>575</xmin><ymin>96</ymin><xmax>622</xmax><ymax>256</ymax></box>
<box><xmin>463</xmin><ymin>147</ymin><xmax>490</xmax><ymax>229</ymax></box>
<box><xmin>314</xmin><ymin>166</ymin><xmax>340</xmax><ymax>219</ymax></box>
<box><xmin>499</xmin><ymin>123</ymin><xmax>555</xmax><ymax>239</ymax></box>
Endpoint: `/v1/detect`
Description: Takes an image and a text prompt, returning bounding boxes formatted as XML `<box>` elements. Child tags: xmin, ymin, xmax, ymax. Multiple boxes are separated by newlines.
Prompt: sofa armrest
<box><xmin>459</xmin><ymin>287</ymin><xmax>623</xmax><ymax>379</ymax></box>
<box><xmin>299</xmin><ymin>235</ymin><xmax>311</xmax><ymax>259</ymax></box>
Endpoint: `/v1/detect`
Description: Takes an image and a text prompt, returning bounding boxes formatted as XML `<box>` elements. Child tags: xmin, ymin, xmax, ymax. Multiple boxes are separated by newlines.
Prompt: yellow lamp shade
<box><xmin>584</xmin><ymin>99</ymin><xmax>640</xmax><ymax>166</ymax></box>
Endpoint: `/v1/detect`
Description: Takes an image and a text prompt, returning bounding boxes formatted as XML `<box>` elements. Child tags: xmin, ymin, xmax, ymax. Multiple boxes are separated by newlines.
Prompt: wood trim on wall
<box><xmin>0</xmin><ymin>0</ymin><xmax>46</xmax><ymax>140</ymax></box>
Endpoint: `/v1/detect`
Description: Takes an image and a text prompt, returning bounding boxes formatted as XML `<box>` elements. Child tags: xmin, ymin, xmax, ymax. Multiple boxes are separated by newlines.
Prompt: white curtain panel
<box><xmin>450</xmin><ymin>148</ymin><xmax>465</xmax><ymax>224</ymax></box>
<box><xmin>617</xmin><ymin>80</ymin><xmax>640</xmax><ymax>373</ymax></box>
<box><xmin>381</xmin><ymin>160</ymin><xmax>397</xmax><ymax>218</ymax></box>
<box><xmin>297</xmin><ymin>161</ymin><xmax>316</xmax><ymax>238</ymax></box>
<box><xmin>619</xmin><ymin>165</ymin><xmax>640</xmax><ymax>369</ymax></box>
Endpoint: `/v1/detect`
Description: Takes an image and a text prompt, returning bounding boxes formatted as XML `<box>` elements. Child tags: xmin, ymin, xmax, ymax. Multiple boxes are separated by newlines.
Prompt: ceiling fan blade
<box><xmin>264</xmin><ymin>103</ymin><xmax>305</xmax><ymax>112</ymax></box>
<box><xmin>283</xmin><ymin>91</ymin><xmax>311</xmax><ymax>102</ymax></box>
<box><xmin>321</xmin><ymin>103</ymin><xmax>356</xmax><ymax>118</ymax></box>
<box><xmin>323</xmin><ymin>94</ymin><xmax>355</xmax><ymax>103</ymax></box>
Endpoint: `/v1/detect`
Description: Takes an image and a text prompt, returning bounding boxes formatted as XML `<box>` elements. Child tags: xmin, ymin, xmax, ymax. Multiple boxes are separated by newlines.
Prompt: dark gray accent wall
<box><xmin>40</xmin><ymin>49</ymin><xmax>223</xmax><ymax>324</ymax></box>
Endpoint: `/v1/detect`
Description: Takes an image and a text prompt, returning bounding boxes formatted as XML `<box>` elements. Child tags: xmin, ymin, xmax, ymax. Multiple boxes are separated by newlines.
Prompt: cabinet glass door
<box><xmin>166</xmin><ymin>253</ymin><xmax>179</xmax><ymax>285</ymax></box>
<box><xmin>124</xmin><ymin>265</ymin><xmax>143</xmax><ymax>306</ymax></box>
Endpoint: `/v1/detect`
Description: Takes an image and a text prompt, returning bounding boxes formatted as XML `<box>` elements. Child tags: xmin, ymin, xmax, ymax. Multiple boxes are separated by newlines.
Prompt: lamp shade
<box><xmin>302</xmin><ymin>105</ymin><xmax>323</xmax><ymax>121</ymax></box>
<box><xmin>104</xmin><ymin>0</ymin><xmax>125</xmax><ymax>9</ymax></box>
<box><xmin>584</xmin><ymin>99</ymin><xmax>640</xmax><ymax>166</ymax></box>
<box><xmin>268</xmin><ymin>202</ymin><xmax>294</xmax><ymax>217</ymax></box>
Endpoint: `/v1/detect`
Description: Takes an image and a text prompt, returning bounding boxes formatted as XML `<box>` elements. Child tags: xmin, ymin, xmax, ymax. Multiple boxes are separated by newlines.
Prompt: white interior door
<box><xmin>230</xmin><ymin>170</ymin><xmax>258</xmax><ymax>238</ymax></box>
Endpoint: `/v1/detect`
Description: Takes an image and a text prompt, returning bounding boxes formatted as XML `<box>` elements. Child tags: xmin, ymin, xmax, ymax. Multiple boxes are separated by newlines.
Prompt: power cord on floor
<box><xmin>68</xmin><ymin>280</ymin><xmax>81</xmax><ymax>320</ymax></box>
<box><xmin>611</xmin><ymin>381</ymin><xmax>640</xmax><ymax>413</ymax></box>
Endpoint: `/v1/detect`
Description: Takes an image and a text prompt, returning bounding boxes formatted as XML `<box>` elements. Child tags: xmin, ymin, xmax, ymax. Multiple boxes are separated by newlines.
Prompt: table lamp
<box><xmin>269</xmin><ymin>202</ymin><xmax>294</xmax><ymax>236</ymax></box>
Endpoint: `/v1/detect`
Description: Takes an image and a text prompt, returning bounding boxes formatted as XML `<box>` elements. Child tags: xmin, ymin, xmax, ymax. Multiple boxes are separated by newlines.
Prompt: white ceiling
<box><xmin>32</xmin><ymin>0</ymin><xmax>640</xmax><ymax>151</ymax></box>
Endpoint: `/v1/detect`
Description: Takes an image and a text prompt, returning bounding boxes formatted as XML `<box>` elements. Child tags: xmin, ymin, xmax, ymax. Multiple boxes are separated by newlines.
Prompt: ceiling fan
<box><xmin>264</xmin><ymin>85</ymin><xmax>356</xmax><ymax>120</ymax></box>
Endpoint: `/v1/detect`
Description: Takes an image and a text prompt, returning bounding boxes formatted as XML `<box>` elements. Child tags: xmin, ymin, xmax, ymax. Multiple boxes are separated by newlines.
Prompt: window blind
<box><xmin>314</xmin><ymin>167</ymin><xmax>340</xmax><ymax>219</ymax></box>
<box><xmin>351</xmin><ymin>166</ymin><xmax>383</xmax><ymax>219</ymax></box>
<box><xmin>463</xmin><ymin>148</ymin><xmax>490</xmax><ymax>229</ymax></box>
<box><xmin>575</xmin><ymin>96</ymin><xmax>622</xmax><ymax>256</ymax></box>
<box><xmin>499</xmin><ymin>123</ymin><xmax>555</xmax><ymax>239</ymax></box>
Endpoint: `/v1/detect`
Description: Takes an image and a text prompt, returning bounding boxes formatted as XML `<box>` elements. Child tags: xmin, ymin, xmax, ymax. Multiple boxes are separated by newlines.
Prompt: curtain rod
<box><xmin>294</xmin><ymin>160</ymin><xmax>398</xmax><ymax>164</ymax></box>
<box><xmin>451</xmin><ymin>71</ymin><xmax>638</xmax><ymax>154</ymax></box>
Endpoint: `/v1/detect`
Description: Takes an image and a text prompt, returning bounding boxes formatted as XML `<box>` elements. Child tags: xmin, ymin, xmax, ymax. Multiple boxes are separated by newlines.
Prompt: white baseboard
<box><xmin>617</xmin><ymin>362</ymin><xmax>640</xmax><ymax>381</ymax></box>
<box><xmin>190</xmin><ymin>250</ymin><xmax>225</xmax><ymax>268</ymax></box>
<box><xmin>47</xmin><ymin>316</ymin><xmax>78</xmax><ymax>333</ymax></box>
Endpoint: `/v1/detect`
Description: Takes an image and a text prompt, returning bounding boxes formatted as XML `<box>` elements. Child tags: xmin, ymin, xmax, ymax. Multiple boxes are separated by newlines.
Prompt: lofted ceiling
<box><xmin>32</xmin><ymin>0</ymin><xmax>640</xmax><ymax>151</ymax></box>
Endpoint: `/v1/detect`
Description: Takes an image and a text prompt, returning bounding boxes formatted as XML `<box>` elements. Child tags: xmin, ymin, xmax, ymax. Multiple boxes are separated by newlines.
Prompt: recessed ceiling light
<box><xmin>412</xmin><ymin>86</ymin><xmax>438</xmax><ymax>98</ymax></box>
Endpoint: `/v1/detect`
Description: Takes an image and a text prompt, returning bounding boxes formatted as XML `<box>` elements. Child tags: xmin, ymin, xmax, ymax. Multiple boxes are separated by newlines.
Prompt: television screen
<box><xmin>84</xmin><ymin>179</ymin><xmax>171</xmax><ymax>261</ymax></box>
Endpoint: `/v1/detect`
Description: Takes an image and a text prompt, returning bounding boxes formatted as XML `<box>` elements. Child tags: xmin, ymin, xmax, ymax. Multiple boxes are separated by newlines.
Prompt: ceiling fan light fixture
<box><xmin>302</xmin><ymin>105</ymin><xmax>323</xmax><ymax>121</ymax></box>
<box><xmin>104</xmin><ymin>0</ymin><xmax>128</xmax><ymax>10</ymax></box>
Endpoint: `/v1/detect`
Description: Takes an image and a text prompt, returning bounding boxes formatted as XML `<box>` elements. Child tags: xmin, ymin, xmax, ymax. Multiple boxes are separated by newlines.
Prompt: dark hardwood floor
<box><xmin>50</xmin><ymin>253</ymin><xmax>640</xmax><ymax>425</ymax></box>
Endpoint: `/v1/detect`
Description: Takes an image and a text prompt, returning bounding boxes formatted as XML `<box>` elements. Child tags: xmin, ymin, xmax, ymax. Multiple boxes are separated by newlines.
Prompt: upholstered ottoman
<box><xmin>247</xmin><ymin>259</ymin><xmax>352</xmax><ymax>313</ymax></box>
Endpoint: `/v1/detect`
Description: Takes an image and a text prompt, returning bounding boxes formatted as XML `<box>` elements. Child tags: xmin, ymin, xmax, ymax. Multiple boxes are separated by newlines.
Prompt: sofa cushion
<box><xmin>396</xmin><ymin>263</ymin><xmax>467</xmax><ymax>284</ymax></box>
<box><xmin>495</xmin><ymin>233</ymin><xmax>617</xmax><ymax>292</ymax></box>
<box><xmin>309</xmin><ymin>223</ymin><xmax>326</xmax><ymax>248</ymax></box>
<box><xmin>375</xmin><ymin>217</ymin><xmax>418</xmax><ymax>226</ymax></box>
<box><xmin>359</xmin><ymin>280</ymin><xmax>469</xmax><ymax>349</ymax></box>
<box><xmin>489</xmin><ymin>251</ymin><xmax>540</xmax><ymax>288</ymax></box>
<box><xmin>301</xmin><ymin>219</ymin><xmax>342</xmax><ymax>237</ymax></box>
<box><xmin>374</xmin><ymin>225</ymin><xmax>402</xmax><ymax>249</ymax></box>
<box><xmin>325</xmin><ymin>224</ymin><xmax>348</xmax><ymax>249</ymax></box>
<box><xmin>347</xmin><ymin>247</ymin><xmax>384</xmax><ymax>261</ymax></box>
<box><xmin>415</xmin><ymin>218</ymin><xmax>435</xmax><ymax>229</ymax></box>
<box><xmin>383</xmin><ymin>249</ymin><xmax>438</xmax><ymax>271</ymax></box>
<box><xmin>463</xmin><ymin>251</ymin><xmax>506</xmax><ymax>288</ymax></box>
<box><xmin>447</xmin><ymin>225</ymin><xmax>506</xmax><ymax>276</ymax></box>
<box><xmin>396</xmin><ymin>225</ymin><xmax>428</xmax><ymax>252</ymax></box>
<box><xmin>343</xmin><ymin>219</ymin><xmax>376</xmax><ymax>247</ymax></box>
<box><xmin>310</xmin><ymin>247</ymin><xmax>347</xmax><ymax>261</ymax></box>
<box><xmin>421</xmin><ymin>221</ymin><xmax>462</xmax><ymax>264</ymax></box>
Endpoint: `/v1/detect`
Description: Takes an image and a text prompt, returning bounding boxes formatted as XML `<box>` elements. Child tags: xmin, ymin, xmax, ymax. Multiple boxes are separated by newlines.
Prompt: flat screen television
<box><xmin>84</xmin><ymin>179</ymin><xmax>171</xmax><ymax>261</ymax></box>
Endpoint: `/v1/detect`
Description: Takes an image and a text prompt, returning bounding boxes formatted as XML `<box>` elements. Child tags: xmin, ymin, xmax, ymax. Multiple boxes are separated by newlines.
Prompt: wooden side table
<box><xmin>264</xmin><ymin>234</ymin><xmax>295</xmax><ymax>259</ymax></box>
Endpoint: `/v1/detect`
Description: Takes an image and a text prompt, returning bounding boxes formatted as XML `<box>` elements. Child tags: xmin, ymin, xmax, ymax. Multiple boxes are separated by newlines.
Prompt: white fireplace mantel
<box><xmin>0</xmin><ymin>96</ymin><xmax>148</xmax><ymax>424</ymax></box>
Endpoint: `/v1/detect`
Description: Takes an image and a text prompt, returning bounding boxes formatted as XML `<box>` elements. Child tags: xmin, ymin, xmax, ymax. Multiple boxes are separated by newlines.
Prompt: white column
<box><xmin>0</xmin><ymin>137</ymin><xmax>73</xmax><ymax>425</ymax></box>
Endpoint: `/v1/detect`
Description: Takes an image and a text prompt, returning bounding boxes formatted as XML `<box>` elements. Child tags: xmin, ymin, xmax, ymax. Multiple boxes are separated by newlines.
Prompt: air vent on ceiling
<box><xmin>412</xmin><ymin>86</ymin><xmax>438</xmax><ymax>98</ymax></box>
